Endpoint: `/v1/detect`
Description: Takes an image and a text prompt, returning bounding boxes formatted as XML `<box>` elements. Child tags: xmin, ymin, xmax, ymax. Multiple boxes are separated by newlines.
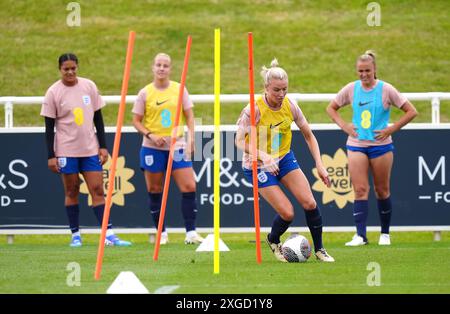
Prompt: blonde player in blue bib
<box><xmin>132</xmin><ymin>53</ymin><xmax>204</xmax><ymax>245</ymax></box>
<box><xmin>236</xmin><ymin>58</ymin><xmax>335</xmax><ymax>262</ymax></box>
<box><xmin>327</xmin><ymin>51</ymin><xmax>418</xmax><ymax>246</ymax></box>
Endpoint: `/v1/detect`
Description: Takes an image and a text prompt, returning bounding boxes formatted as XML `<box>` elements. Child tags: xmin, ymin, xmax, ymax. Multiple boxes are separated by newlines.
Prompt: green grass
<box><xmin>1</xmin><ymin>232</ymin><xmax>449</xmax><ymax>294</ymax></box>
<box><xmin>0</xmin><ymin>0</ymin><xmax>449</xmax><ymax>126</ymax></box>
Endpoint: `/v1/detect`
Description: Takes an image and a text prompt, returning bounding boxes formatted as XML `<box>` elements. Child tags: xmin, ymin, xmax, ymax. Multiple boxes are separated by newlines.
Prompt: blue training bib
<box><xmin>352</xmin><ymin>80</ymin><xmax>389</xmax><ymax>141</ymax></box>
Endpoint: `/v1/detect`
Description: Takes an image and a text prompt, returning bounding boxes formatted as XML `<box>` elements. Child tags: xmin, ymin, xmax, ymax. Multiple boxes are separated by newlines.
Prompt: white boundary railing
<box><xmin>0</xmin><ymin>227</ymin><xmax>447</xmax><ymax>244</ymax></box>
<box><xmin>1</xmin><ymin>92</ymin><xmax>450</xmax><ymax>128</ymax></box>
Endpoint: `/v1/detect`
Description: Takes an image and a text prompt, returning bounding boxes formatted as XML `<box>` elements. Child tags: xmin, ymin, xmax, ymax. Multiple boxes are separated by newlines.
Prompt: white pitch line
<box><xmin>154</xmin><ymin>285</ymin><xmax>180</xmax><ymax>294</ymax></box>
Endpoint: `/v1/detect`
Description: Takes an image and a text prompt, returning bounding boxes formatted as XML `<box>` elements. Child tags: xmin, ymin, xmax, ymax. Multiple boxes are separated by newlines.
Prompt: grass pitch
<box><xmin>0</xmin><ymin>232</ymin><xmax>449</xmax><ymax>294</ymax></box>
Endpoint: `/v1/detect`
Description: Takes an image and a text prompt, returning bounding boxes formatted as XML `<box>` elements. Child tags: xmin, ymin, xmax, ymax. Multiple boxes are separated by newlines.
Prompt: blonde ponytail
<box><xmin>260</xmin><ymin>58</ymin><xmax>288</xmax><ymax>85</ymax></box>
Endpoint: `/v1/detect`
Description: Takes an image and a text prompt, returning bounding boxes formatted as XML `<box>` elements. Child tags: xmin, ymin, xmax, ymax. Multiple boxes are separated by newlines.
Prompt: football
<box><xmin>281</xmin><ymin>234</ymin><xmax>312</xmax><ymax>263</ymax></box>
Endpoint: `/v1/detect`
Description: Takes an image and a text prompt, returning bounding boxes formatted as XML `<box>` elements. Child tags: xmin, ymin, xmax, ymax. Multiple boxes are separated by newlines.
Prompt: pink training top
<box><xmin>236</xmin><ymin>96</ymin><xmax>307</xmax><ymax>169</ymax></box>
<box><xmin>40</xmin><ymin>77</ymin><xmax>105</xmax><ymax>157</ymax></box>
<box><xmin>132</xmin><ymin>86</ymin><xmax>193</xmax><ymax>151</ymax></box>
<box><xmin>334</xmin><ymin>80</ymin><xmax>408</xmax><ymax>147</ymax></box>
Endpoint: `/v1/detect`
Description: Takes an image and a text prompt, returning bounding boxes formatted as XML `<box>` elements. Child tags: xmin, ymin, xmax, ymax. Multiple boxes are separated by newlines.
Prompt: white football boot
<box><xmin>345</xmin><ymin>234</ymin><xmax>368</xmax><ymax>246</ymax></box>
<box><xmin>184</xmin><ymin>231</ymin><xmax>204</xmax><ymax>244</ymax></box>
<box><xmin>160</xmin><ymin>231</ymin><xmax>169</xmax><ymax>245</ymax></box>
<box><xmin>315</xmin><ymin>248</ymin><xmax>335</xmax><ymax>262</ymax></box>
<box><xmin>265</xmin><ymin>235</ymin><xmax>287</xmax><ymax>263</ymax></box>
<box><xmin>378</xmin><ymin>233</ymin><xmax>391</xmax><ymax>245</ymax></box>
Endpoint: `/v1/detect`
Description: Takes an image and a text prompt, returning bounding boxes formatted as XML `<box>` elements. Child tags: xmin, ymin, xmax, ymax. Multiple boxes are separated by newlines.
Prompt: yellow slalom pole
<box><xmin>213</xmin><ymin>28</ymin><xmax>221</xmax><ymax>274</ymax></box>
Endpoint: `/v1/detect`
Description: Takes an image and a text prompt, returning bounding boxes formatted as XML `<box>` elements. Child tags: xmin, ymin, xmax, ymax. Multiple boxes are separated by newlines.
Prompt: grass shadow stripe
<box><xmin>154</xmin><ymin>285</ymin><xmax>180</xmax><ymax>294</ymax></box>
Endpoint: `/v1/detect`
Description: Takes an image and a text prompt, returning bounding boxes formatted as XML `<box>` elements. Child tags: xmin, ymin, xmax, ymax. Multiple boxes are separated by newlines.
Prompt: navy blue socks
<box><xmin>304</xmin><ymin>207</ymin><xmax>323</xmax><ymax>252</ymax></box>
<box><xmin>181</xmin><ymin>192</ymin><xmax>197</xmax><ymax>232</ymax></box>
<box><xmin>377</xmin><ymin>197</ymin><xmax>392</xmax><ymax>234</ymax></box>
<box><xmin>268</xmin><ymin>214</ymin><xmax>292</xmax><ymax>244</ymax></box>
<box><xmin>353</xmin><ymin>200</ymin><xmax>369</xmax><ymax>241</ymax></box>
<box><xmin>149</xmin><ymin>192</ymin><xmax>165</xmax><ymax>232</ymax></box>
<box><xmin>149</xmin><ymin>192</ymin><xmax>198</xmax><ymax>232</ymax></box>
<box><xmin>65</xmin><ymin>204</ymin><xmax>80</xmax><ymax>233</ymax></box>
<box><xmin>67</xmin><ymin>204</ymin><xmax>113</xmax><ymax>234</ymax></box>
<box><xmin>92</xmin><ymin>204</ymin><xmax>112</xmax><ymax>229</ymax></box>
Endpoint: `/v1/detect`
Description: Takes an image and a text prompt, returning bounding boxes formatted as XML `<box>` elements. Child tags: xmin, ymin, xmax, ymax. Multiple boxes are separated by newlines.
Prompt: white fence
<box><xmin>1</xmin><ymin>92</ymin><xmax>450</xmax><ymax>128</ymax></box>
<box><xmin>0</xmin><ymin>226</ymin><xmax>447</xmax><ymax>244</ymax></box>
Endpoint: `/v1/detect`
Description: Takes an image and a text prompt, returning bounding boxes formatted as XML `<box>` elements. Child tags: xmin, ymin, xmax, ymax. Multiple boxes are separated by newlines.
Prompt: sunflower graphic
<box><xmin>80</xmin><ymin>155</ymin><xmax>135</xmax><ymax>206</ymax></box>
<box><xmin>312</xmin><ymin>148</ymin><xmax>354</xmax><ymax>209</ymax></box>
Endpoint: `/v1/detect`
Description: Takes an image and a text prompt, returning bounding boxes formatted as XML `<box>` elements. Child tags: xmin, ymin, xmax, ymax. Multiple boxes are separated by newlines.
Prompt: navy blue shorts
<box><xmin>140</xmin><ymin>146</ymin><xmax>192</xmax><ymax>173</ymax></box>
<box><xmin>346</xmin><ymin>143</ymin><xmax>394</xmax><ymax>159</ymax></box>
<box><xmin>243</xmin><ymin>150</ymin><xmax>300</xmax><ymax>188</ymax></box>
<box><xmin>57</xmin><ymin>155</ymin><xmax>102</xmax><ymax>174</ymax></box>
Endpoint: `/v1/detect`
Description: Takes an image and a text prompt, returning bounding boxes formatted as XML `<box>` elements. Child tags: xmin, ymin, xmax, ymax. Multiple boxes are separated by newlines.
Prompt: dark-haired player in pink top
<box><xmin>41</xmin><ymin>53</ymin><xmax>131</xmax><ymax>247</ymax></box>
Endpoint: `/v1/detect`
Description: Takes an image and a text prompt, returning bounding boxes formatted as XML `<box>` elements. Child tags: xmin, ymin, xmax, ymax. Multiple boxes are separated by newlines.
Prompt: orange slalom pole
<box><xmin>94</xmin><ymin>31</ymin><xmax>135</xmax><ymax>280</ymax></box>
<box><xmin>248</xmin><ymin>32</ymin><xmax>262</xmax><ymax>264</ymax></box>
<box><xmin>153</xmin><ymin>35</ymin><xmax>192</xmax><ymax>261</ymax></box>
